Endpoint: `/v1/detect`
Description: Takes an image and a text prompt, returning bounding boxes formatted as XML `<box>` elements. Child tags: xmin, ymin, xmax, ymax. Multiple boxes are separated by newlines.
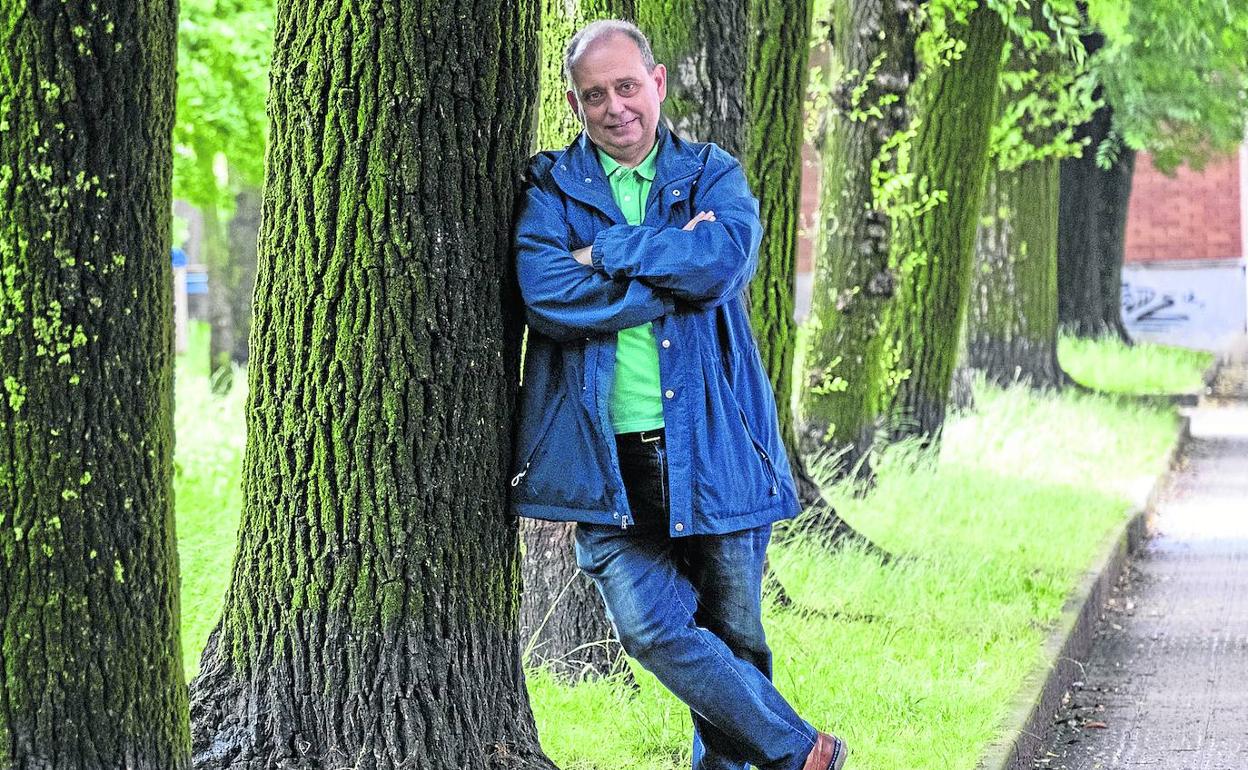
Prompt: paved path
<box><xmin>1036</xmin><ymin>340</ymin><xmax>1248</xmax><ymax>769</ymax></box>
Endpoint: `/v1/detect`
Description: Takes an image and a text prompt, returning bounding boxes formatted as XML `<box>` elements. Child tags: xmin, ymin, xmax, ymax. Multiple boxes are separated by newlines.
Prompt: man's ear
<box><xmin>566</xmin><ymin>89</ymin><xmax>582</xmax><ymax>120</ymax></box>
<box><xmin>652</xmin><ymin>63</ymin><xmax>668</xmax><ymax>103</ymax></box>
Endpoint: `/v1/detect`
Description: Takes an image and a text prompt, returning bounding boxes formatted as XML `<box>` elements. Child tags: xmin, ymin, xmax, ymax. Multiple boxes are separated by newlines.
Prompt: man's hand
<box><xmin>683</xmin><ymin>210</ymin><xmax>715</xmax><ymax>230</ymax></box>
<box><xmin>572</xmin><ymin>211</ymin><xmax>714</xmax><ymax>266</ymax></box>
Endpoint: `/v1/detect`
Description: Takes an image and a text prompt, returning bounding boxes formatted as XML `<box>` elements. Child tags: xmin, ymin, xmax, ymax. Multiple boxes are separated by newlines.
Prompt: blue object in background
<box><xmin>185</xmin><ymin>270</ymin><xmax>208</xmax><ymax>296</ymax></box>
<box><xmin>171</xmin><ymin>246</ymin><xmax>188</xmax><ymax>268</ymax></box>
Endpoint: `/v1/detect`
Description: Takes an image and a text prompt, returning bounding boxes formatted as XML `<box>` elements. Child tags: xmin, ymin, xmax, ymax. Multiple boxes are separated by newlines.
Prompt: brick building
<box><xmin>1121</xmin><ymin>145</ymin><xmax>1248</xmax><ymax>349</ymax></box>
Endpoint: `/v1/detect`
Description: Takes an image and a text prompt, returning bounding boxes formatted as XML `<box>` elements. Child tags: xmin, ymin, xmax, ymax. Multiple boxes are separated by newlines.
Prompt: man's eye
<box><xmin>619</xmin><ymin>82</ymin><xmax>637</xmax><ymax>95</ymax></box>
<box><xmin>585</xmin><ymin>91</ymin><xmax>604</xmax><ymax>104</ymax></box>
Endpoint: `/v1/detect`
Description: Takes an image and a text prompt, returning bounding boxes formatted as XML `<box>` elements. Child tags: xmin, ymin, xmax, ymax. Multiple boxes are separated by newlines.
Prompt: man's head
<box><xmin>564</xmin><ymin>20</ymin><xmax>667</xmax><ymax>168</ymax></box>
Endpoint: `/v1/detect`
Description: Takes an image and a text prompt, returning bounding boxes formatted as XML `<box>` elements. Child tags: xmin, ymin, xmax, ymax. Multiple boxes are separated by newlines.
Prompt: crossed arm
<box><xmin>515</xmin><ymin>157</ymin><xmax>762</xmax><ymax>343</ymax></box>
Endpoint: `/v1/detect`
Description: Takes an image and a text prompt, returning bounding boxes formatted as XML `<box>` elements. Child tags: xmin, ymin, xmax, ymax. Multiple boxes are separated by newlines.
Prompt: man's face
<box><xmin>566</xmin><ymin>33</ymin><xmax>667</xmax><ymax>167</ymax></box>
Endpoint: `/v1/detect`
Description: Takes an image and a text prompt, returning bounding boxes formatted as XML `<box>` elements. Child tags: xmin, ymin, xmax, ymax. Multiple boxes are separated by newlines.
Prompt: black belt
<box><xmin>616</xmin><ymin>427</ymin><xmax>665</xmax><ymax>445</ymax></box>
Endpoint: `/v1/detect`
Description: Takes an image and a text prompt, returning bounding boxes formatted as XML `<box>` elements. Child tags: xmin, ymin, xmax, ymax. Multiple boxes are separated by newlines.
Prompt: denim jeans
<box><xmin>574</xmin><ymin>430</ymin><xmax>818</xmax><ymax>770</ymax></box>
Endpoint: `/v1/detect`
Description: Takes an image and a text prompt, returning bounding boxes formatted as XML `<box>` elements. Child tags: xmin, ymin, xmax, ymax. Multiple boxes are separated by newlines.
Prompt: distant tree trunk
<box><xmin>519</xmin><ymin>0</ymin><xmax>635</xmax><ymax>682</ymax></box>
<box><xmin>520</xmin><ymin>520</ymin><xmax>622</xmax><ymax>680</ymax></box>
<box><xmin>881</xmin><ymin>2</ymin><xmax>1007</xmax><ymax>443</ymax></box>
<box><xmin>0</xmin><ymin>3</ymin><xmax>189</xmax><ymax>768</ymax></box>
<box><xmin>638</xmin><ymin>0</ymin><xmax>749</xmax><ymax>155</ymax></box>
<box><xmin>1058</xmin><ymin>100</ymin><xmax>1134</xmax><ymax>342</ymax></box>
<box><xmin>188</xmin><ymin>2</ymin><xmax>555</xmax><ymax>768</ymax></box>
<box><xmin>744</xmin><ymin>0</ymin><xmax>814</xmax><ymax>497</ymax></box>
<box><xmin>967</xmin><ymin>159</ymin><xmax>1069</xmax><ymax>388</ymax></box>
<box><xmin>966</xmin><ymin>0</ymin><xmax>1075</xmax><ymax>391</ymax></box>
<box><xmin>800</xmin><ymin>0</ymin><xmax>920</xmax><ymax>474</ymax></box>
<box><xmin>226</xmin><ymin>185</ymin><xmax>261</xmax><ymax>366</ymax></box>
<box><xmin>203</xmin><ymin>201</ymin><xmax>235</xmax><ymax>393</ymax></box>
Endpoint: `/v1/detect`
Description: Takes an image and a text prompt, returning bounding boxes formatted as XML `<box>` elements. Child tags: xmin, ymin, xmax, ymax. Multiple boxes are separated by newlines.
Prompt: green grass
<box><xmin>1059</xmin><ymin>334</ymin><xmax>1214</xmax><ymax>394</ymax></box>
<box><xmin>172</xmin><ymin>327</ymin><xmax>1196</xmax><ymax>765</ymax></box>
<box><xmin>174</xmin><ymin>322</ymin><xmax>246</xmax><ymax>677</ymax></box>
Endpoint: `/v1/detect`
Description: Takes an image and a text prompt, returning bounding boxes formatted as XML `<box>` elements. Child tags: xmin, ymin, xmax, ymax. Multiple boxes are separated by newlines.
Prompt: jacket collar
<box><xmin>551</xmin><ymin>123</ymin><xmax>703</xmax><ymax>221</ymax></box>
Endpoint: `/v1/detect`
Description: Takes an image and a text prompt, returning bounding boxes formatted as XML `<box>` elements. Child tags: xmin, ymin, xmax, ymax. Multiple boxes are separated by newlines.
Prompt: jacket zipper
<box><xmin>510</xmin><ymin>393</ymin><xmax>567</xmax><ymax>487</ymax></box>
<box><xmin>738</xmin><ymin>409</ymin><xmax>779</xmax><ymax>496</ymax></box>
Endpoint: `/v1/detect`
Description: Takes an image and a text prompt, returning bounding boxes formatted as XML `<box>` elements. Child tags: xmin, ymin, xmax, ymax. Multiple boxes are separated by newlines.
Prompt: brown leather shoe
<box><xmin>802</xmin><ymin>731</ymin><xmax>849</xmax><ymax>770</ymax></box>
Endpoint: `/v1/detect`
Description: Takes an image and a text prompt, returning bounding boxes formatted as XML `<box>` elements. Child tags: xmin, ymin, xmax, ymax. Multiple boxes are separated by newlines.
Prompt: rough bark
<box><xmin>518</xmin><ymin>0</ymin><xmax>635</xmax><ymax>683</ymax></box>
<box><xmin>881</xmin><ymin>2</ymin><xmax>1008</xmax><ymax>443</ymax></box>
<box><xmin>638</xmin><ymin>0</ymin><xmax>749</xmax><ymax>156</ymax></box>
<box><xmin>0</xmin><ymin>3</ymin><xmax>189</xmax><ymax>768</ymax></box>
<box><xmin>967</xmin><ymin>159</ymin><xmax>1069</xmax><ymax>387</ymax></box>
<box><xmin>1057</xmin><ymin>100</ymin><xmax>1135</xmax><ymax>342</ymax></box>
<box><xmin>226</xmin><ymin>186</ymin><xmax>261</xmax><ymax>366</ymax></box>
<box><xmin>800</xmin><ymin>0</ymin><xmax>920</xmax><ymax>474</ymax></box>
<box><xmin>187</xmin><ymin>2</ymin><xmax>554</xmax><ymax>768</ymax></box>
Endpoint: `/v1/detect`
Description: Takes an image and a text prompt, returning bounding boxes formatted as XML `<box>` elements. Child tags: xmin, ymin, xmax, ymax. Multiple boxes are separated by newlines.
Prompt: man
<box><xmin>511</xmin><ymin>19</ymin><xmax>849</xmax><ymax>770</ymax></box>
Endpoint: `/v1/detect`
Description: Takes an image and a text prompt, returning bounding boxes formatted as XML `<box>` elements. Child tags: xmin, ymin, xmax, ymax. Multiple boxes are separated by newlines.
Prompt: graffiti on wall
<box><xmin>1121</xmin><ymin>264</ymin><xmax>1247</xmax><ymax>351</ymax></box>
<box><xmin>1121</xmin><ymin>283</ymin><xmax>1201</xmax><ymax>329</ymax></box>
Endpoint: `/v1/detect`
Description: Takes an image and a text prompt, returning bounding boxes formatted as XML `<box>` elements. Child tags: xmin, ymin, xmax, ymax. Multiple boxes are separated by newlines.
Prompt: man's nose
<box><xmin>606</xmin><ymin>91</ymin><xmax>626</xmax><ymax>114</ymax></box>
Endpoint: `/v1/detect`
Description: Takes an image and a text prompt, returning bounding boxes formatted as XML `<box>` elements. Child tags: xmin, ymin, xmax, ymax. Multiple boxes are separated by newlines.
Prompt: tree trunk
<box><xmin>519</xmin><ymin>520</ymin><xmax>623</xmax><ymax>680</ymax></box>
<box><xmin>188</xmin><ymin>2</ymin><xmax>555</xmax><ymax>768</ymax></box>
<box><xmin>0</xmin><ymin>3</ymin><xmax>189</xmax><ymax>768</ymax></box>
<box><xmin>799</xmin><ymin>0</ymin><xmax>920</xmax><ymax>474</ymax></box>
<box><xmin>203</xmin><ymin>201</ymin><xmax>235</xmax><ymax>394</ymax></box>
<box><xmin>638</xmin><ymin>0</ymin><xmax>749</xmax><ymax>156</ymax></box>
<box><xmin>967</xmin><ymin>159</ymin><xmax>1068</xmax><ymax>387</ymax></box>
<box><xmin>226</xmin><ymin>185</ymin><xmax>261</xmax><ymax>366</ymax></box>
<box><xmin>519</xmin><ymin>0</ymin><xmax>635</xmax><ymax>683</ymax></box>
<box><xmin>881</xmin><ymin>2</ymin><xmax>1007</xmax><ymax>443</ymax></box>
<box><xmin>1057</xmin><ymin>100</ymin><xmax>1135</xmax><ymax>342</ymax></box>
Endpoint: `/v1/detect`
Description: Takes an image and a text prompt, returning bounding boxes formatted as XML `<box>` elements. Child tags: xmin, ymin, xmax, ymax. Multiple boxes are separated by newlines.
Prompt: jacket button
<box><xmin>672</xmin><ymin>189</ymin><xmax>681</xmax><ymax>197</ymax></box>
<box><xmin>665</xmin><ymin>389</ymin><xmax>674</xmax><ymax>399</ymax></box>
<box><xmin>674</xmin><ymin>522</ymin><xmax>684</xmax><ymax>532</ymax></box>
<box><xmin>584</xmin><ymin>177</ymin><xmax>592</xmax><ymax>183</ymax></box>
<box><xmin>661</xmin><ymin>339</ymin><xmax>671</xmax><ymax>348</ymax></box>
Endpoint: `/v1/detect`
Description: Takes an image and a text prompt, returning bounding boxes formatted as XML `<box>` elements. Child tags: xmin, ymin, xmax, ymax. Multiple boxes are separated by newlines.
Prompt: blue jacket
<box><xmin>510</xmin><ymin>125</ymin><xmax>801</xmax><ymax>536</ymax></box>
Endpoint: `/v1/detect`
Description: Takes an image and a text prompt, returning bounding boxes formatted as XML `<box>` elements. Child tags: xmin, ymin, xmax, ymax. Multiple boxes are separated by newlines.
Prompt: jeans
<box><xmin>574</xmin><ymin>430</ymin><xmax>817</xmax><ymax>770</ymax></box>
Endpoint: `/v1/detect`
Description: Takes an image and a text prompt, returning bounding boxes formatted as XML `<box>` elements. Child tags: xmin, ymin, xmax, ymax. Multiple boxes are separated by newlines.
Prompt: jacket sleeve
<box><xmin>589</xmin><ymin>149</ymin><xmax>762</xmax><ymax>309</ymax></box>
<box><xmin>515</xmin><ymin>181</ymin><xmax>675</xmax><ymax>343</ymax></box>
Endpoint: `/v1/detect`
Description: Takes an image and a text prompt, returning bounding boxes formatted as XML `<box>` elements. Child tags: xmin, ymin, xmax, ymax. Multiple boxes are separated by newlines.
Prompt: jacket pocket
<box><xmin>511</xmin><ymin>391</ymin><xmax>567</xmax><ymax>488</ymax></box>
<box><xmin>737</xmin><ymin>407</ymin><xmax>779</xmax><ymax>496</ymax></box>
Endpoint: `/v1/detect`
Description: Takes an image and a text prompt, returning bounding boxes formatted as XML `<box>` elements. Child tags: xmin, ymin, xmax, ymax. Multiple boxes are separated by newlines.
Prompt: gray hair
<box><xmin>563</xmin><ymin>20</ymin><xmax>658</xmax><ymax>90</ymax></box>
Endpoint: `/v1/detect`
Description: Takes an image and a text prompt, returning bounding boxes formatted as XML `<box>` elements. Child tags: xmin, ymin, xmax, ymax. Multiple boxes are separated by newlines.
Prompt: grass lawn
<box><xmin>1059</xmin><ymin>333</ymin><xmax>1214</xmax><ymax>394</ymax></box>
<box><xmin>173</xmin><ymin>324</ymin><xmax>1201</xmax><ymax>766</ymax></box>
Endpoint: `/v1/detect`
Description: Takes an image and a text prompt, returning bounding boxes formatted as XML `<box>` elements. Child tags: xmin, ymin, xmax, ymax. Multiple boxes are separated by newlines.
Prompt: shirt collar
<box><xmin>595</xmin><ymin>137</ymin><xmax>660</xmax><ymax>182</ymax></box>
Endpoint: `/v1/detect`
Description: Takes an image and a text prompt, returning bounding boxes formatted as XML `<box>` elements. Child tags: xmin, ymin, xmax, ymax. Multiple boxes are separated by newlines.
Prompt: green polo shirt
<box><xmin>597</xmin><ymin>142</ymin><xmax>664</xmax><ymax>434</ymax></box>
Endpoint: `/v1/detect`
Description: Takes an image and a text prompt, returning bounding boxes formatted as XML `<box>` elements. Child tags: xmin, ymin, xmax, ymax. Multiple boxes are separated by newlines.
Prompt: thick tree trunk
<box><xmin>799</xmin><ymin>0</ymin><xmax>920</xmax><ymax>474</ymax></box>
<box><xmin>226</xmin><ymin>185</ymin><xmax>261</xmax><ymax>366</ymax></box>
<box><xmin>520</xmin><ymin>0</ymin><xmax>634</xmax><ymax>683</ymax></box>
<box><xmin>881</xmin><ymin>2</ymin><xmax>1007</xmax><ymax>443</ymax></box>
<box><xmin>1057</xmin><ymin>101</ymin><xmax>1135</xmax><ymax>342</ymax></box>
<box><xmin>188</xmin><ymin>3</ymin><xmax>554</xmax><ymax>769</ymax></box>
<box><xmin>638</xmin><ymin>0</ymin><xmax>749</xmax><ymax>156</ymax></box>
<box><xmin>968</xmin><ymin>159</ymin><xmax>1069</xmax><ymax>388</ymax></box>
<box><xmin>0</xmin><ymin>3</ymin><xmax>189</xmax><ymax>768</ymax></box>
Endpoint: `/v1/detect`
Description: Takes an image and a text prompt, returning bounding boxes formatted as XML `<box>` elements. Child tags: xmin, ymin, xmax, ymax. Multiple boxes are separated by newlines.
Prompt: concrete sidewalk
<box><xmin>1035</xmin><ymin>340</ymin><xmax>1248</xmax><ymax>769</ymax></box>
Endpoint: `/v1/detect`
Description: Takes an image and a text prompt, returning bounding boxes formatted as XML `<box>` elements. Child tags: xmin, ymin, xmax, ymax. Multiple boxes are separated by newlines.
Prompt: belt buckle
<box><xmin>639</xmin><ymin>429</ymin><xmax>661</xmax><ymax>444</ymax></box>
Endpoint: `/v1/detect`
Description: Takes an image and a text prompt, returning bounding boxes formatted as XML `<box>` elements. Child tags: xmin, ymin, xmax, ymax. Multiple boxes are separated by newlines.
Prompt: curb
<box><xmin>974</xmin><ymin>412</ymin><xmax>1194</xmax><ymax>770</ymax></box>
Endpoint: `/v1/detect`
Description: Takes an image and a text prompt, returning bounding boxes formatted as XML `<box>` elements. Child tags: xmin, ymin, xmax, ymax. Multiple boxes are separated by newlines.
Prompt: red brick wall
<box><xmin>1125</xmin><ymin>150</ymin><xmax>1242</xmax><ymax>262</ymax></box>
